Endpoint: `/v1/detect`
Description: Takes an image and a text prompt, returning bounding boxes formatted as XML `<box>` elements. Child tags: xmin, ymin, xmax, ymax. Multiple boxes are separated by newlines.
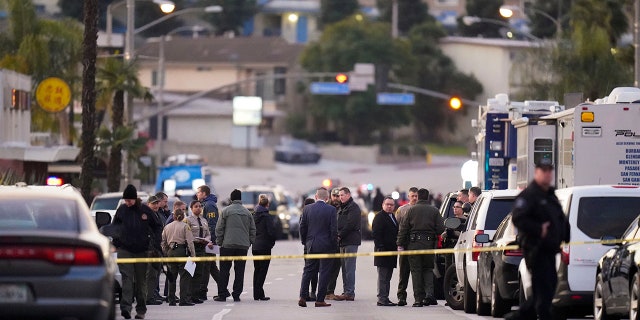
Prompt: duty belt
<box><xmin>410</xmin><ymin>232</ymin><xmax>436</xmax><ymax>241</ymax></box>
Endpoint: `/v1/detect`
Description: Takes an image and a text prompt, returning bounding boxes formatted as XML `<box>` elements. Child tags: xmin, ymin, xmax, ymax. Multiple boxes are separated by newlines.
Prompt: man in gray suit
<box><xmin>298</xmin><ymin>187</ymin><xmax>338</xmax><ymax>308</ymax></box>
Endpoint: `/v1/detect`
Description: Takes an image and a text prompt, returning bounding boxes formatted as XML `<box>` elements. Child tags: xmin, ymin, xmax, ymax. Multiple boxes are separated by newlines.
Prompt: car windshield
<box><xmin>0</xmin><ymin>199</ymin><xmax>79</xmax><ymax>231</ymax></box>
<box><xmin>484</xmin><ymin>198</ymin><xmax>515</xmax><ymax>230</ymax></box>
<box><xmin>91</xmin><ymin>197</ymin><xmax>120</xmax><ymax>210</ymax></box>
<box><xmin>577</xmin><ymin>197</ymin><xmax>640</xmax><ymax>239</ymax></box>
<box><xmin>241</xmin><ymin>191</ymin><xmax>278</xmax><ymax>211</ymax></box>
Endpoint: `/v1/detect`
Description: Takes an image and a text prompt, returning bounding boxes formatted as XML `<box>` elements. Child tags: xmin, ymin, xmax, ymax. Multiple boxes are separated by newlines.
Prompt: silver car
<box><xmin>0</xmin><ymin>183</ymin><xmax>116</xmax><ymax>320</ymax></box>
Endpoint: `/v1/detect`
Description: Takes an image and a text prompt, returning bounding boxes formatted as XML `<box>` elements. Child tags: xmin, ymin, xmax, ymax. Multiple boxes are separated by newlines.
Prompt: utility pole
<box><xmin>391</xmin><ymin>0</ymin><xmax>399</xmax><ymax>38</ymax></box>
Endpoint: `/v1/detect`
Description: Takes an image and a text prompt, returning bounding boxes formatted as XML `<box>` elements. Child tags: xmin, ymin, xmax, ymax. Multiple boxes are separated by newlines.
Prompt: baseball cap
<box><xmin>535</xmin><ymin>158</ymin><xmax>554</xmax><ymax>170</ymax></box>
<box><xmin>147</xmin><ymin>195</ymin><xmax>160</xmax><ymax>204</ymax></box>
<box><xmin>331</xmin><ymin>188</ymin><xmax>340</xmax><ymax>196</ymax></box>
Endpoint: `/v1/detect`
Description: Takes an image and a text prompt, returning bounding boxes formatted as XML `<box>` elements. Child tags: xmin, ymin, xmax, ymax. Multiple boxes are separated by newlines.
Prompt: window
<box><xmin>0</xmin><ymin>199</ymin><xmax>78</xmax><ymax>231</ymax></box>
<box><xmin>577</xmin><ymin>197</ymin><xmax>640</xmax><ymax>239</ymax></box>
<box><xmin>623</xmin><ymin>217</ymin><xmax>639</xmax><ymax>241</ymax></box>
<box><xmin>484</xmin><ymin>198</ymin><xmax>516</xmax><ymax>230</ymax></box>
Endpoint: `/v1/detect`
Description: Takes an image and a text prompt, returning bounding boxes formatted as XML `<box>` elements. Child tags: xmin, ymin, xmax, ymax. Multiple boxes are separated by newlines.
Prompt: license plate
<box><xmin>0</xmin><ymin>284</ymin><xmax>28</xmax><ymax>303</ymax></box>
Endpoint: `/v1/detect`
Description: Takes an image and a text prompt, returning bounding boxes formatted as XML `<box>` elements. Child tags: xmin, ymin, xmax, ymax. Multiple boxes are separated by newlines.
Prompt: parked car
<box><xmin>520</xmin><ymin>185</ymin><xmax>640</xmax><ymax>319</ymax></box>
<box><xmin>274</xmin><ymin>138</ymin><xmax>321</xmax><ymax>164</ymax></box>
<box><xmin>436</xmin><ymin>192</ymin><xmax>459</xmax><ymax>304</ymax></box>
<box><xmin>0</xmin><ymin>183</ymin><xmax>116</xmax><ymax>320</ymax></box>
<box><xmin>594</xmin><ymin>214</ymin><xmax>640</xmax><ymax>320</ymax></box>
<box><xmin>236</xmin><ymin>185</ymin><xmax>290</xmax><ymax>239</ymax></box>
<box><xmin>90</xmin><ymin>191</ymin><xmax>149</xmax><ymax>220</ymax></box>
<box><xmin>475</xmin><ymin>213</ymin><xmax>523</xmax><ymax>317</ymax></box>
<box><xmin>454</xmin><ymin>189</ymin><xmax>520</xmax><ymax>314</ymax></box>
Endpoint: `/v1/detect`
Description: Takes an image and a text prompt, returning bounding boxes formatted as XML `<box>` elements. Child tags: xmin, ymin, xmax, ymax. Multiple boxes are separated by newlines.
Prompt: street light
<box><xmin>462</xmin><ymin>16</ymin><xmax>540</xmax><ymax>41</ymax></box>
<box><xmin>106</xmin><ymin>0</ymin><xmax>175</xmax><ymax>47</ymax></box>
<box><xmin>499</xmin><ymin>4</ymin><xmax>562</xmax><ymax>39</ymax></box>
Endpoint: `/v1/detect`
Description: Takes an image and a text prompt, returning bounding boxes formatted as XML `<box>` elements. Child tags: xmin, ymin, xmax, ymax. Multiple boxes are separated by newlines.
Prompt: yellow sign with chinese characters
<box><xmin>35</xmin><ymin>77</ymin><xmax>71</xmax><ymax>113</ymax></box>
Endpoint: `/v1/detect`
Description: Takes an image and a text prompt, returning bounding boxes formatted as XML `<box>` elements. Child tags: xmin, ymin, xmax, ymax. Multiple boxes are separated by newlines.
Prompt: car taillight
<box><xmin>437</xmin><ymin>235</ymin><xmax>443</xmax><ymax>249</ymax></box>
<box><xmin>504</xmin><ymin>248</ymin><xmax>523</xmax><ymax>256</ymax></box>
<box><xmin>561</xmin><ymin>244</ymin><xmax>570</xmax><ymax>265</ymax></box>
<box><xmin>0</xmin><ymin>246</ymin><xmax>101</xmax><ymax>265</ymax></box>
<box><xmin>472</xmin><ymin>230</ymin><xmax>484</xmax><ymax>261</ymax></box>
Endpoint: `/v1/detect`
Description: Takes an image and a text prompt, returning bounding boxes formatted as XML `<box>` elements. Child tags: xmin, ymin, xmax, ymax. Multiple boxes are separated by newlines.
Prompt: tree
<box><xmin>376</xmin><ymin>0</ymin><xmax>431</xmax><ymax>35</ymax></box>
<box><xmin>299</xmin><ymin>17</ymin><xmax>414</xmax><ymax>144</ymax></box>
<box><xmin>198</xmin><ymin>0</ymin><xmax>256</xmax><ymax>35</ymax></box>
<box><xmin>80</xmin><ymin>0</ymin><xmax>98</xmax><ymax>204</ymax></box>
<box><xmin>524</xmin><ymin>0</ymin><xmax>571</xmax><ymax>39</ymax></box>
<box><xmin>320</xmin><ymin>0</ymin><xmax>359</xmax><ymax>27</ymax></box>
<box><xmin>405</xmin><ymin>22</ymin><xmax>483</xmax><ymax>141</ymax></box>
<box><xmin>97</xmin><ymin>58</ymin><xmax>150</xmax><ymax>192</ymax></box>
<box><xmin>457</xmin><ymin>0</ymin><xmax>508</xmax><ymax>38</ymax></box>
<box><xmin>517</xmin><ymin>0</ymin><xmax>631</xmax><ymax>102</ymax></box>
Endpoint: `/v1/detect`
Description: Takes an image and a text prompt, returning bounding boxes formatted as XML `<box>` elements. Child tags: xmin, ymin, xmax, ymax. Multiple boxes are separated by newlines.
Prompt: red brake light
<box><xmin>0</xmin><ymin>245</ymin><xmax>101</xmax><ymax>265</ymax></box>
<box><xmin>504</xmin><ymin>249</ymin><xmax>523</xmax><ymax>256</ymax></box>
<box><xmin>472</xmin><ymin>230</ymin><xmax>484</xmax><ymax>261</ymax></box>
<box><xmin>561</xmin><ymin>245</ymin><xmax>570</xmax><ymax>265</ymax></box>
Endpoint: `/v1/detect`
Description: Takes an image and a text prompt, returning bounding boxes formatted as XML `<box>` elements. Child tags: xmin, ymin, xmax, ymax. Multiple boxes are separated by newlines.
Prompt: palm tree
<box><xmin>97</xmin><ymin>57</ymin><xmax>151</xmax><ymax>192</ymax></box>
<box><xmin>80</xmin><ymin>0</ymin><xmax>98</xmax><ymax>204</ymax></box>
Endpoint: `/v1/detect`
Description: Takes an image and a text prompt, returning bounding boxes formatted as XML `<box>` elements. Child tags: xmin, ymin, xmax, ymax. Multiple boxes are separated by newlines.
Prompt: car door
<box><xmin>609</xmin><ymin>219</ymin><xmax>640</xmax><ymax>306</ymax></box>
<box><xmin>455</xmin><ymin>196</ymin><xmax>484</xmax><ymax>283</ymax></box>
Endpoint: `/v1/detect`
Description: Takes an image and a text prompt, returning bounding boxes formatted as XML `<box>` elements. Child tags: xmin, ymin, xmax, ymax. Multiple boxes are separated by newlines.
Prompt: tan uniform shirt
<box><xmin>186</xmin><ymin>214</ymin><xmax>211</xmax><ymax>243</ymax></box>
<box><xmin>395</xmin><ymin>203</ymin><xmax>414</xmax><ymax>226</ymax></box>
<box><xmin>161</xmin><ymin>220</ymin><xmax>196</xmax><ymax>257</ymax></box>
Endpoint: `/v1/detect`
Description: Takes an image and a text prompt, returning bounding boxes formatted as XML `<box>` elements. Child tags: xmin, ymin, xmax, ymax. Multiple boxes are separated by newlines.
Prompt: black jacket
<box><xmin>112</xmin><ymin>202</ymin><xmax>163</xmax><ymax>254</ymax></box>
<box><xmin>512</xmin><ymin>181</ymin><xmax>570</xmax><ymax>254</ymax></box>
<box><xmin>372</xmin><ymin>210</ymin><xmax>398</xmax><ymax>268</ymax></box>
<box><xmin>252</xmin><ymin>205</ymin><xmax>277</xmax><ymax>251</ymax></box>
<box><xmin>337</xmin><ymin>197</ymin><xmax>362</xmax><ymax>246</ymax></box>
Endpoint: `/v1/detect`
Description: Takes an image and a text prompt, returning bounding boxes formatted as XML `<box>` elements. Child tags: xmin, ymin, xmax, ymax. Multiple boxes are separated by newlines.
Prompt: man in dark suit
<box><xmin>298</xmin><ymin>187</ymin><xmax>338</xmax><ymax>308</ymax></box>
<box><xmin>373</xmin><ymin>196</ymin><xmax>399</xmax><ymax>306</ymax></box>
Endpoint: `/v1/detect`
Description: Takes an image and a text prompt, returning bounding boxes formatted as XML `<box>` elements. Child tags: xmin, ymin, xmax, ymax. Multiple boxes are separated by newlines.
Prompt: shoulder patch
<box><xmin>515</xmin><ymin>198</ymin><xmax>527</xmax><ymax>209</ymax></box>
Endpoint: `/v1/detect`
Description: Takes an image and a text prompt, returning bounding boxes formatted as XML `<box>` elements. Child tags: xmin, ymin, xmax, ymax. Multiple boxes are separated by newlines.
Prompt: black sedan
<box><xmin>475</xmin><ymin>213</ymin><xmax>523</xmax><ymax>317</ymax></box>
<box><xmin>0</xmin><ymin>184</ymin><xmax>116</xmax><ymax>320</ymax></box>
<box><xmin>274</xmin><ymin>138</ymin><xmax>321</xmax><ymax>164</ymax></box>
<box><xmin>594</xmin><ymin>215</ymin><xmax>640</xmax><ymax>320</ymax></box>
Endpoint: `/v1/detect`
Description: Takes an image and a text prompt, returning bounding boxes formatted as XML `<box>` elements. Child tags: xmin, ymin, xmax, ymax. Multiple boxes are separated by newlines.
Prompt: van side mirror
<box><xmin>601</xmin><ymin>235</ymin><xmax>618</xmax><ymax>246</ymax></box>
<box><xmin>95</xmin><ymin>211</ymin><xmax>112</xmax><ymax>228</ymax></box>
<box><xmin>475</xmin><ymin>233</ymin><xmax>491</xmax><ymax>243</ymax></box>
<box><xmin>444</xmin><ymin>217</ymin><xmax>461</xmax><ymax>229</ymax></box>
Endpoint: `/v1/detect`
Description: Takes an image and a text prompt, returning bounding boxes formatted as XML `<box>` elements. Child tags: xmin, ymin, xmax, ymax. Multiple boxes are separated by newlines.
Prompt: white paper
<box><xmin>184</xmin><ymin>258</ymin><xmax>196</xmax><ymax>277</ymax></box>
<box><xmin>205</xmin><ymin>245</ymin><xmax>220</xmax><ymax>255</ymax></box>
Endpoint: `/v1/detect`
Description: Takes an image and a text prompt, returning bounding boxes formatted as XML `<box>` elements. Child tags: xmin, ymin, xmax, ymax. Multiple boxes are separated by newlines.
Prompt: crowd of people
<box><xmin>108</xmin><ymin>163</ymin><xmax>564</xmax><ymax>320</ymax></box>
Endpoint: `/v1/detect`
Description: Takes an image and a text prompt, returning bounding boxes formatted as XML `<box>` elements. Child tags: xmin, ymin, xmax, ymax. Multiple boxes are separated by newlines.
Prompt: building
<box><xmin>134</xmin><ymin>36</ymin><xmax>304</xmax><ymax>167</ymax></box>
<box><xmin>0</xmin><ymin>70</ymin><xmax>79</xmax><ymax>184</ymax></box>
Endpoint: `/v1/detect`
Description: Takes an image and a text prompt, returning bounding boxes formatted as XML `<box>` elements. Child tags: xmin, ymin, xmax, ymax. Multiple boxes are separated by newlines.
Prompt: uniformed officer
<box><xmin>185</xmin><ymin>200</ymin><xmax>210</xmax><ymax>304</ymax></box>
<box><xmin>506</xmin><ymin>160</ymin><xmax>570</xmax><ymax>320</ymax></box>
<box><xmin>161</xmin><ymin>209</ymin><xmax>196</xmax><ymax>306</ymax></box>
<box><xmin>397</xmin><ymin>188</ymin><xmax>444</xmax><ymax>307</ymax></box>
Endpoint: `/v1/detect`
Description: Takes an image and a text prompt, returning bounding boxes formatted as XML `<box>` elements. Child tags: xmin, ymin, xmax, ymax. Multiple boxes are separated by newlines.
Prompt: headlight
<box><xmin>278</xmin><ymin>213</ymin><xmax>286</xmax><ymax>220</ymax></box>
<box><xmin>367</xmin><ymin>211</ymin><xmax>375</xmax><ymax>226</ymax></box>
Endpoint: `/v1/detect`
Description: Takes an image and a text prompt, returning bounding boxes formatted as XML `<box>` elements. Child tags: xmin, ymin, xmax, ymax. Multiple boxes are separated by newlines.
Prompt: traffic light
<box><xmin>449</xmin><ymin>96</ymin><xmax>462</xmax><ymax>110</ymax></box>
<box><xmin>335</xmin><ymin>73</ymin><xmax>349</xmax><ymax>84</ymax></box>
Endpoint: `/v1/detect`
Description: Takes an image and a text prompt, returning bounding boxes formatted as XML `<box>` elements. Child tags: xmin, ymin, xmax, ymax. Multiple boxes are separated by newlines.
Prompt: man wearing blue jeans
<box><xmin>334</xmin><ymin>187</ymin><xmax>362</xmax><ymax>301</ymax></box>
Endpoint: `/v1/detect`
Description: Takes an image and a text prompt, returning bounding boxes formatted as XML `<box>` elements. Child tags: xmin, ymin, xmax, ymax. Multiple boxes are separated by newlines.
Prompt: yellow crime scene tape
<box><xmin>115</xmin><ymin>237</ymin><xmax>628</xmax><ymax>264</ymax></box>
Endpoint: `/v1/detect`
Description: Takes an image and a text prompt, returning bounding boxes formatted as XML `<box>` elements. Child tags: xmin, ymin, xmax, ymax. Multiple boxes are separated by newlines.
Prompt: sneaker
<box><xmin>134</xmin><ymin>314</ymin><xmax>145</xmax><ymax>319</ymax></box>
<box><xmin>325</xmin><ymin>293</ymin><xmax>337</xmax><ymax>300</ymax></box>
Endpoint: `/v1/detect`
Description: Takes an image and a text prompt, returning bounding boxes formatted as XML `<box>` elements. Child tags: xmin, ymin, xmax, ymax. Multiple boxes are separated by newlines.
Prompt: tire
<box><xmin>444</xmin><ymin>264</ymin><xmax>464</xmax><ymax>310</ymax></box>
<box><xmin>552</xmin><ymin>306</ymin><xmax>568</xmax><ymax>320</ymax></box>
<box><xmin>631</xmin><ymin>273</ymin><xmax>640</xmax><ymax>320</ymax></box>
<box><xmin>463</xmin><ymin>269</ymin><xmax>477</xmax><ymax>313</ymax></box>
<box><xmin>107</xmin><ymin>291</ymin><xmax>116</xmax><ymax>320</ymax></box>
<box><xmin>476</xmin><ymin>276</ymin><xmax>490</xmax><ymax>316</ymax></box>
<box><xmin>491</xmin><ymin>274</ymin><xmax>510</xmax><ymax>317</ymax></box>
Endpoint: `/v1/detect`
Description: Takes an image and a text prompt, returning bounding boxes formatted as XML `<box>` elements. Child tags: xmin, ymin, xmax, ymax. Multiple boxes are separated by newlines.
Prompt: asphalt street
<box><xmin>136</xmin><ymin>240</ymin><xmax>496</xmax><ymax>320</ymax></box>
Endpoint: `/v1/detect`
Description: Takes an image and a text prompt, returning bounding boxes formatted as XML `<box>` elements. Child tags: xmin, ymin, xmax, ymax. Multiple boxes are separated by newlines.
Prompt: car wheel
<box><xmin>444</xmin><ymin>264</ymin><xmax>464</xmax><ymax>310</ymax></box>
<box><xmin>631</xmin><ymin>273</ymin><xmax>640</xmax><ymax>320</ymax></box>
<box><xmin>594</xmin><ymin>273</ymin><xmax>618</xmax><ymax>320</ymax></box>
<box><xmin>491</xmin><ymin>274</ymin><xmax>510</xmax><ymax>317</ymax></box>
<box><xmin>476</xmin><ymin>275</ymin><xmax>490</xmax><ymax>315</ymax></box>
<box><xmin>463</xmin><ymin>268</ymin><xmax>477</xmax><ymax>313</ymax></box>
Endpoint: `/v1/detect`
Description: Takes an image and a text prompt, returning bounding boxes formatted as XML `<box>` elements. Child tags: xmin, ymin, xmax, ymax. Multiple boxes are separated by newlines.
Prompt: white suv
<box><xmin>90</xmin><ymin>191</ymin><xmax>149</xmax><ymax>220</ymax></box>
<box><xmin>519</xmin><ymin>185</ymin><xmax>640</xmax><ymax>319</ymax></box>
<box><xmin>454</xmin><ymin>189</ymin><xmax>520</xmax><ymax>314</ymax></box>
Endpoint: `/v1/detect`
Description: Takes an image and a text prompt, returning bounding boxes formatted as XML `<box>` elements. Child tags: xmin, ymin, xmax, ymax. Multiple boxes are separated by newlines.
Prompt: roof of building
<box><xmin>137</xmin><ymin>36</ymin><xmax>305</xmax><ymax>65</ymax></box>
<box><xmin>440</xmin><ymin>36</ymin><xmax>542</xmax><ymax>49</ymax></box>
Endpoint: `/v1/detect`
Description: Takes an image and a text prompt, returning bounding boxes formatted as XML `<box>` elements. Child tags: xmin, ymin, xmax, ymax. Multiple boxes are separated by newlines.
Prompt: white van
<box><xmin>519</xmin><ymin>185</ymin><xmax>640</xmax><ymax>319</ymax></box>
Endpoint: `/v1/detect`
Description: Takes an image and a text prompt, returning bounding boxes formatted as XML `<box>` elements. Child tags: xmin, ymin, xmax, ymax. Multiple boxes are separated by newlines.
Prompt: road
<box><xmin>136</xmin><ymin>240</ymin><xmax>496</xmax><ymax>320</ymax></box>
<box><xmin>208</xmin><ymin>156</ymin><xmax>468</xmax><ymax>201</ymax></box>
